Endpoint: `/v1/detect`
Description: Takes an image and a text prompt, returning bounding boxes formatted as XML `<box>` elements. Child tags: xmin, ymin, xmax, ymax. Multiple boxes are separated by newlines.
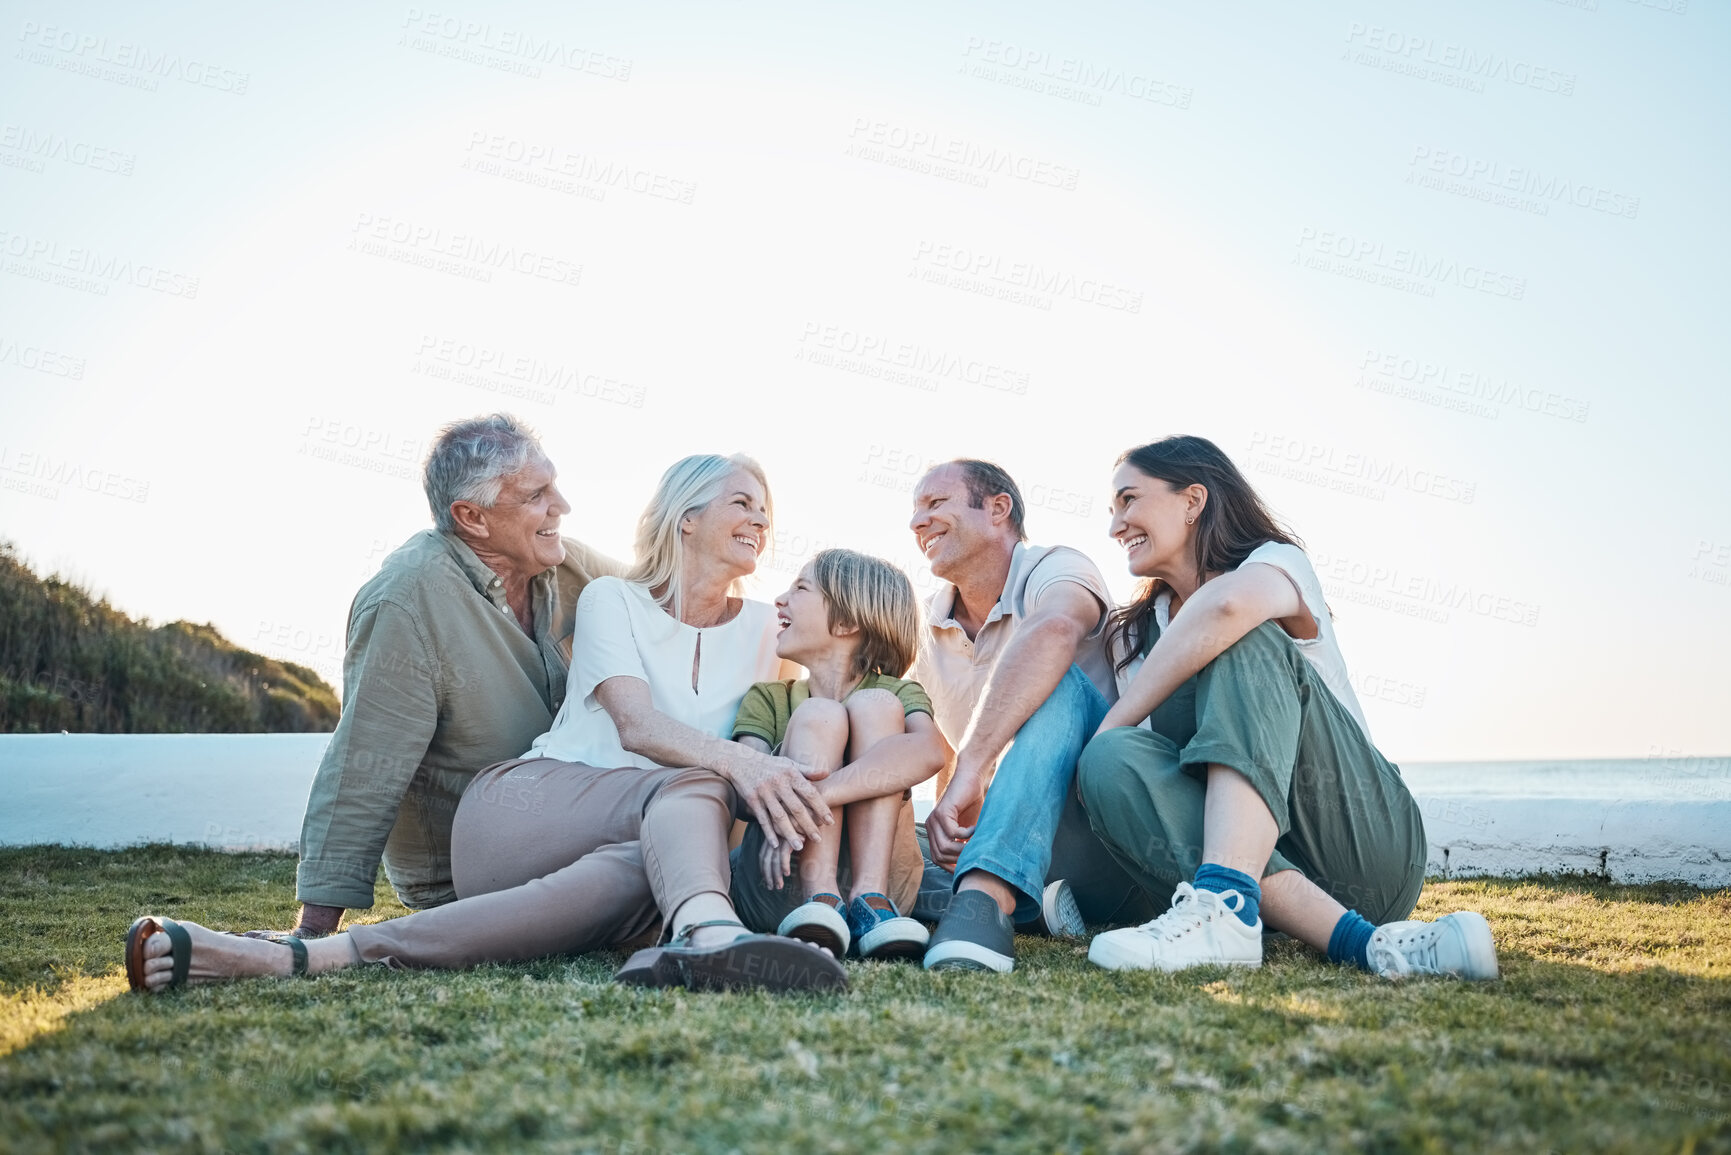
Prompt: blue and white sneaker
<box><xmin>846</xmin><ymin>893</ymin><xmax>929</xmax><ymax>961</ymax></box>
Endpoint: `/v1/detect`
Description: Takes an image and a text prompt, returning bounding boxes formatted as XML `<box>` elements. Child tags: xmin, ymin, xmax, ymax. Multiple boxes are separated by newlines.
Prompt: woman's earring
<box><xmin>1186</xmin><ymin>516</ymin><xmax>1194</xmax><ymax>525</ymax></box>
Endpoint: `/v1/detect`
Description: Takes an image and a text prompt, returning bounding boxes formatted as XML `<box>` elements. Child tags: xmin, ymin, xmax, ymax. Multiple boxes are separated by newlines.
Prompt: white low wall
<box><xmin>2</xmin><ymin>736</ymin><xmax>1727</xmax><ymax>887</ymax></box>
<box><xmin>1413</xmin><ymin>795</ymin><xmax>1731</xmax><ymax>888</ymax></box>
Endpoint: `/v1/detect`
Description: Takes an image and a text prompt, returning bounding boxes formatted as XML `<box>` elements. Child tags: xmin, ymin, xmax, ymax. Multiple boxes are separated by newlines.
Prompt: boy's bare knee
<box><xmin>844</xmin><ymin>687</ymin><xmax>904</xmax><ymax>730</ymax></box>
<box><xmin>788</xmin><ymin>696</ymin><xmax>849</xmax><ymax>737</ymax></box>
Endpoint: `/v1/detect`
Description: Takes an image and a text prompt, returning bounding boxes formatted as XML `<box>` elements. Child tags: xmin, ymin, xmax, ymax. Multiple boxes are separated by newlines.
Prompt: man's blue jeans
<box><xmin>951</xmin><ymin>665</ymin><xmax>1150</xmax><ymax>924</ymax></box>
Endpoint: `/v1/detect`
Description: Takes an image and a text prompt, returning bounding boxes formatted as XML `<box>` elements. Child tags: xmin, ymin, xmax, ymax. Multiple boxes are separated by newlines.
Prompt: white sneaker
<box><xmin>1038</xmin><ymin>879</ymin><xmax>1086</xmax><ymax>940</ymax></box>
<box><xmin>1367</xmin><ymin>911</ymin><xmax>1499</xmax><ymax>980</ymax></box>
<box><xmin>1087</xmin><ymin>882</ymin><xmax>1263</xmax><ymax>972</ymax></box>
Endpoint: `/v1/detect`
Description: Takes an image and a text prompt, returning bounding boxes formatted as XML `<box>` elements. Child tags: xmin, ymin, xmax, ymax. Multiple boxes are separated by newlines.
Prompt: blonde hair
<box><xmin>808</xmin><ymin>549</ymin><xmax>921</xmax><ymax>678</ymax></box>
<box><xmin>626</xmin><ymin>453</ymin><xmax>773</xmax><ymax>620</ymax></box>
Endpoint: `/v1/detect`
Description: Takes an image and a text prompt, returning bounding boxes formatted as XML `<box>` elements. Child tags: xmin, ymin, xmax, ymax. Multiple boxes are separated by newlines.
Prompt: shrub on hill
<box><xmin>0</xmin><ymin>542</ymin><xmax>338</xmax><ymax>733</ymax></box>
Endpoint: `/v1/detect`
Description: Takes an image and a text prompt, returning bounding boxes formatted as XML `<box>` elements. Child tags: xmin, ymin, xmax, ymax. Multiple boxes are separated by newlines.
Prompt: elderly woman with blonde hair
<box><xmin>127</xmin><ymin>453</ymin><xmax>847</xmax><ymax>994</ymax></box>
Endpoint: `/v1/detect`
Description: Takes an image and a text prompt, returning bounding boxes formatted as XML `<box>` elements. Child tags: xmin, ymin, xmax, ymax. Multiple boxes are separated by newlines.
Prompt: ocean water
<box><xmin>910</xmin><ymin>756</ymin><xmax>1731</xmax><ymax>807</ymax></box>
<box><xmin>1399</xmin><ymin>758</ymin><xmax>1731</xmax><ymax>801</ymax></box>
<box><xmin>2</xmin><ymin>738</ymin><xmax>1728</xmax><ymax>851</ymax></box>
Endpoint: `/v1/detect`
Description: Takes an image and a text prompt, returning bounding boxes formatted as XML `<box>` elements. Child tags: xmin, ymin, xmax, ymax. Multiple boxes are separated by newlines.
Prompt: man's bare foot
<box><xmin>138</xmin><ymin>921</ymin><xmax>295</xmax><ymax>991</ymax></box>
<box><xmin>294</xmin><ymin>903</ymin><xmax>344</xmax><ymax>937</ymax></box>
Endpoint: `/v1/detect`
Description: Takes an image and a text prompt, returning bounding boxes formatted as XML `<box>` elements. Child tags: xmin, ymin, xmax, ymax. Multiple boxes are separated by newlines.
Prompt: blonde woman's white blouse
<box><xmin>525</xmin><ymin>576</ymin><xmax>782</xmax><ymax>767</ymax></box>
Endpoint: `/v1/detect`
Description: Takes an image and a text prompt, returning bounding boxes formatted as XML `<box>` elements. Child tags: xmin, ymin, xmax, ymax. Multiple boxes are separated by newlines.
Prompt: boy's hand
<box><xmin>759</xmin><ymin>834</ymin><xmax>795</xmax><ymax>890</ymax></box>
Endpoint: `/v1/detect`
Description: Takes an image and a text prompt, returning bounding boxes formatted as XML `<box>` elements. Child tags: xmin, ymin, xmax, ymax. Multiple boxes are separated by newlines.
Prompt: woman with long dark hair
<box><xmin>1078</xmin><ymin>435</ymin><xmax>1498</xmax><ymax>979</ymax></box>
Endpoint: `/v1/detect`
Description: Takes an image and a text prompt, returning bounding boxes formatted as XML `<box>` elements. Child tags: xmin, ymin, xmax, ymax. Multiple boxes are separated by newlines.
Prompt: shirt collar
<box><xmin>927</xmin><ymin>542</ymin><xmax>1033</xmax><ymax>633</ymax></box>
<box><xmin>441</xmin><ymin>532</ymin><xmax>552</xmax><ymax>610</ymax></box>
<box><xmin>1153</xmin><ymin>588</ymin><xmax>1173</xmax><ymax>634</ymax></box>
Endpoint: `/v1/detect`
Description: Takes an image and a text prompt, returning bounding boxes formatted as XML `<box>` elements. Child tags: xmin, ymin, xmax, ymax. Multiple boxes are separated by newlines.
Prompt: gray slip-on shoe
<box><xmin>922</xmin><ymin>889</ymin><xmax>1015</xmax><ymax>973</ymax></box>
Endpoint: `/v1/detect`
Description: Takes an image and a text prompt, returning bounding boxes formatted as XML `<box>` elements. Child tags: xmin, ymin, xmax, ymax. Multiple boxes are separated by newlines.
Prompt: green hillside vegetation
<box><xmin>0</xmin><ymin>541</ymin><xmax>338</xmax><ymax>733</ymax></box>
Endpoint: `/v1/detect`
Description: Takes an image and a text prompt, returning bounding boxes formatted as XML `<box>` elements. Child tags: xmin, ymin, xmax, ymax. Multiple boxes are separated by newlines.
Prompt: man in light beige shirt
<box><xmin>288</xmin><ymin>414</ymin><xmax>622</xmax><ymax>937</ymax></box>
<box><xmin>912</xmin><ymin>460</ymin><xmax>1153</xmax><ymax>973</ymax></box>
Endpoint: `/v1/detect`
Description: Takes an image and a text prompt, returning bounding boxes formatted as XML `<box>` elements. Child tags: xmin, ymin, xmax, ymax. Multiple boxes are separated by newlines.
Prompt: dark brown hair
<box><xmin>1106</xmin><ymin>435</ymin><xmax>1301</xmax><ymax>672</ymax></box>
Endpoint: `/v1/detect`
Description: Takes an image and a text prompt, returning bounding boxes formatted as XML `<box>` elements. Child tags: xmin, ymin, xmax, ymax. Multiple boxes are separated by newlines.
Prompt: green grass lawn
<box><xmin>2</xmin><ymin>846</ymin><xmax>1728</xmax><ymax>1154</ymax></box>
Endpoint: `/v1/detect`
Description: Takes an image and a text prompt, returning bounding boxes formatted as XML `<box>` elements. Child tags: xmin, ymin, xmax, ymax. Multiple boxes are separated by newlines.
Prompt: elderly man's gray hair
<box><xmin>422</xmin><ymin>413</ymin><xmax>547</xmax><ymax>533</ymax></box>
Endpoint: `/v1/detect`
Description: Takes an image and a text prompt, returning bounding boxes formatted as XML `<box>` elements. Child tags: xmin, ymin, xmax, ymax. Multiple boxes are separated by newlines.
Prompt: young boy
<box><xmin>728</xmin><ymin>549</ymin><xmax>950</xmax><ymax>960</ymax></box>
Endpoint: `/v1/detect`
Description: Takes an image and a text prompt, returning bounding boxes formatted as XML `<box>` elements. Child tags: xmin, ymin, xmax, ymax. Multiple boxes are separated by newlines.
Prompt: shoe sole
<box><xmin>1040</xmin><ymin>880</ymin><xmax>1086</xmax><ymax>939</ymax></box>
<box><xmin>922</xmin><ymin>938</ymin><xmax>1013</xmax><ymax>973</ymax></box>
<box><xmin>1446</xmin><ymin>911</ymin><xmax>1500</xmax><ymax>981</ymax></box>
<box><xmin>776</xmin><ymin>904</ymin><xmax>850</xmax><ymax>960</ymax></box>
<box><xmin>857</xmin><ymin>918</ymin><xmax>930</xmax><ymax>962</ymax></box>
<box><xmin>615</xmin><ymin>935</ymin><xmax>848</xmax><ymax>993</ymax></box>
<box><xmin>124</xmin><ymin>916</ymin><xmax>162</xmax><ymax>992</ymax></box>
<box><xmin>125</xmin><ymin>916</ymin><xmax>198</xmax><ymax>992</ymax></box>
<box><xmin>782</xmin><ymin>924</ymin><xmax>847</xmax><ymax>960</ymax></box>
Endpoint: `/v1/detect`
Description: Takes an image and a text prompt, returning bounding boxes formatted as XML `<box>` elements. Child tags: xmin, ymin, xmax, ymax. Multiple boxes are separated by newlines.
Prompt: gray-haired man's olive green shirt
<box><xmin>296</xmin><ymin>530</ymin><xmax>623</xmax><ymax>911</ymax></box>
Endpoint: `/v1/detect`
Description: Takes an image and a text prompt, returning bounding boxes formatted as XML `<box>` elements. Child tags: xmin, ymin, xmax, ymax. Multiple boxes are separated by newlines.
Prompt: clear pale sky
<box><xmin>2</xmin><ymin>0</ymin><xmax>1726</xmax><ymax>762</ymax></box>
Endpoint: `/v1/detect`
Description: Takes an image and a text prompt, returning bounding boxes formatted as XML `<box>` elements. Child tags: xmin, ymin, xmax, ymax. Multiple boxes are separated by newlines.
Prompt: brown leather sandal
<box><xmin>124</xmin><ymin>916</ymin><xmax>307</xmax><ymax>993</ymax></box>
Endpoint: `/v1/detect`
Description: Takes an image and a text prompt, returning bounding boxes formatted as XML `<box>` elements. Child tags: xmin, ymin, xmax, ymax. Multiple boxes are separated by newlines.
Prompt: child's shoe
<box><xmin>847</xmin><ymin>893</ymin><xmax>929</xmax><ymax>961</ymax></box>
<box><xmin>777</xmin><ymin>893</ymin><xmax>849</xmax><ymax>959</ymax></box>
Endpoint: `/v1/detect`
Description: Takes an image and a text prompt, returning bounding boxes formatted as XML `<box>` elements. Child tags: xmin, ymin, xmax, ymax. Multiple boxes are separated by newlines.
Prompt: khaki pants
<box><xmin>348</xmin><ymin>758</ymin><xmax>734</xmax><ymax>968</ymax></box>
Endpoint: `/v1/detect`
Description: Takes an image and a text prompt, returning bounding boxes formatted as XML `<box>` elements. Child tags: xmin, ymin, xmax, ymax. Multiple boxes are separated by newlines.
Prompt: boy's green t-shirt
<box><xmin>732</xmin><ymin>673</ymin><xmax>933</xmax><ymax>748</ymax></box>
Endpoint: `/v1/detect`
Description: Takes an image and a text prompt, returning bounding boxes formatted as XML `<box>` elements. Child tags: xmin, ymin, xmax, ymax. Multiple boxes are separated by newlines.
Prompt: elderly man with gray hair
<box><xmin>286</xmin><ymin>413</ymin><xmax>621</xmax><ymax>938</ymax></box>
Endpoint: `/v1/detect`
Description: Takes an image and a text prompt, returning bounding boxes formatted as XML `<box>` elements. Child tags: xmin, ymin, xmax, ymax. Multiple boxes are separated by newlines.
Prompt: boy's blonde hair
<box><xmin>808</xmin><ymin>549</ymin><xmax>921</xmax><ymax>679</ymax></box>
